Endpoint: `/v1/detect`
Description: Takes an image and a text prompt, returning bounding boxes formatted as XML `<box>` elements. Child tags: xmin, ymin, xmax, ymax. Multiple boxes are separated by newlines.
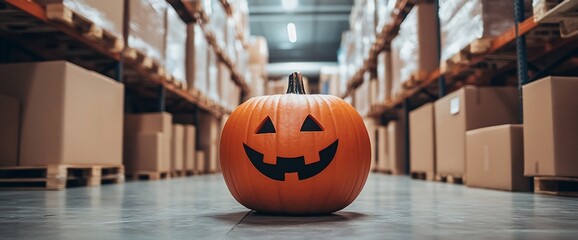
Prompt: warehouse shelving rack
<box><xmin>0</xmin><ymin>0</ymin><xmax>250</xmax><ymax>118</ymax></box>
<box><xmin>343</xmin><ymin>0</ymin><xmax>578</xmax><ymax>175</ymax></box>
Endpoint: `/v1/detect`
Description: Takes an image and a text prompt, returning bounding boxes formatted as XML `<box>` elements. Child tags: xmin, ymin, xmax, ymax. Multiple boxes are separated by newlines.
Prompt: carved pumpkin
<box><xmin>220</xmin><ymin>72</ymin><xmax>371</xmax><ymax>215</ymax></box>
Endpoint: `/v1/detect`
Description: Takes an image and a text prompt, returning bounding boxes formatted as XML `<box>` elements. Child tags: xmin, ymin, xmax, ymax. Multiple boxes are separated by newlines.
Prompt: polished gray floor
<box><xmin>1</xmin><ymin>174</ymin><xmax>578</xmax><ymax>240</ymax></box>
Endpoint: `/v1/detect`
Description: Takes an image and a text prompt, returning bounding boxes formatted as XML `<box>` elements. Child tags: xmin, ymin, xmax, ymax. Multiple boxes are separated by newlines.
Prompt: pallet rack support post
<box><xmin>157</xmin><ymin>85</ymin><xmax>166</xmax><ymax>112</ymax></box>
<box><xmin>434</xmin><ymin>0</ymin><xmax>446</xmax><ymax>98</ymax></box>
<box><xmin>403</xmin><ymin>98</ymin><xmax>411</xmax><ymax>174</ymax></box>
<box><xmin>515</xmin><ymin>0</ymin><xmax>528</xmax><ymax>124</ymax></box>
<box><xmin>115</xmin><ymin>60</ymin><xmax>123</xmax><ymax>83</ymax></box>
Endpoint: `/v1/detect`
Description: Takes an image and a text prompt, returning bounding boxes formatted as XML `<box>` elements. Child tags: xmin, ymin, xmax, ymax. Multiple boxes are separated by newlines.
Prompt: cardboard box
<box><xmin>196</xmin><ymin>150</ymin><xmax>206</xmax><ymax>173</ymax></box>
<box><xmin>435</xmin><ymin>86</ymin><xmax>518</xmax><ymax>177</ymax></box>
<box><xmin>364</xmin><ymin>118</ymin><xmax>377</xmax><ymax>171</ymax></box>
<box><xmin>410</xmin><ymin>103</ymin><xmax>435</xmax><ymax>179</ymax></box>
<box><xmin>184</xmin><ymin>125</ymin><xmax>196</xmax><ymax>172</ymax></box>
<box><xmin>466</xmin><ymin>124</ymin><xmax>530</xmax><ymax>191</ymax></box>
<box><xmin>127</xmin><ymin>0</ymin><xmax>167</xmax><ymax>63</ymax></box>
<box><xmin>387</xmin><ymin>120</ymin><xmax>406</xmax><ymax>174</ymax></box>
<box><xmin>171</xmin><ymin>124</ymin><xmax>185</xmax><ymax>172</ymax></box>
<box><xmin>0</xmin><ymin>95</ymin><xmax>20</xmax><ymax>166</ymax></box>
<box><xmin>197</xmin><ymin>112</ymin><xmax>220</xmax><ymax>173</ymax></box>
<box><xmin>124</xmin><ymin>133</ymin><xmax>165</xmax><ymax>173</ymax></box>
<box><xmin>124</xmin><ymin>112</ymin><xmax>172</xmax><ymax>172</ymax></box>
<box><xmin>376</xmin><ymin>126</ymin><xmax>389</xmax><ymax>172</ymax></box>
<box><xmin>186</xmin><ymin>24</ymin><xmax>209</xmax><ymax>95</ymax></box>
<box><xmin>248</xmin><ymin>36</ymin><xmax>268</xmax><ymax>65</ymax></box>
<box><xmin>523</xmin><ymin>76</ymin><xmax>578</xmax><ymax>177</ymax></box>
<box><xmin>0</xmin><ymin>61</ymin><xmax>124</xmax><ymax>166</ymax></box>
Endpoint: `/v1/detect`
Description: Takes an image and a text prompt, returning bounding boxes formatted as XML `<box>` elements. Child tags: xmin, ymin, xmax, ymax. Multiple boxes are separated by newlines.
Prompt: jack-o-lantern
<box><xmin>220</xmin><ymin>72</ymin><xmax>371</xmax><ymax>215</ymax></box>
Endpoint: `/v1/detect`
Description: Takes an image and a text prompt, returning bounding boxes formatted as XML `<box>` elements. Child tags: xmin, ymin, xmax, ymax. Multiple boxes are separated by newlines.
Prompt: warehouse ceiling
<box><xmin>248</xmin><ymin>0</ymin><xmax>353</xmax><ymax>78</ymax></box>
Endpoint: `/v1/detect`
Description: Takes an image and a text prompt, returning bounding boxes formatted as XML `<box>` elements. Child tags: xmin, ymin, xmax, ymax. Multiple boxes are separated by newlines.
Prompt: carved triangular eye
<box><xmin>301</xmin><ymin>115</ymin><xmax>323</xmax><ymax>132</ymax></box>
<box><xmin>256</xmin><ymin>116</ymin><xmax>276</xmax><ymax>134</ymax></box>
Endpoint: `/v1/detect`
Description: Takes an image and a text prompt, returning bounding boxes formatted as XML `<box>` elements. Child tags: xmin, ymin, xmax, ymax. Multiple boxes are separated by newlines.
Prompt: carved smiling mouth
<box><xmin>243</xmin><ymin>139</ymin><xmax>339</xmax><ymax>181</ymax></box>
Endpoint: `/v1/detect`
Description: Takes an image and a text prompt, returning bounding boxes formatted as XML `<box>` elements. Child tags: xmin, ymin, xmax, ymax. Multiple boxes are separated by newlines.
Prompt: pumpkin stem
<box><xmin>286</xmin><ymin>72</ymin><xmax>306</xmax><ymax>94</ymax></box>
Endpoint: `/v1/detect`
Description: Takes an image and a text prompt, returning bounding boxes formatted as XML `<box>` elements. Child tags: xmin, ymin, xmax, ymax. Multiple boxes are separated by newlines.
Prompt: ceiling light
<box><xmin>287</xmin><ymin>23</ymin><xmax>297</xmax><ymax>43</ymax></box>
<box><xmin>282</xmin><ymin>0</ymin><xmax>298</xmax><ymax>10</ymax></box>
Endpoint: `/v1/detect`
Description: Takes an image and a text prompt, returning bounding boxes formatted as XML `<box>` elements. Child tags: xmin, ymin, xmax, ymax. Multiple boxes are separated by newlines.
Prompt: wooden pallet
<box><xmin>435</xmin><ymin>174</ymin><xmax>465</xmax><ymax>184</ymax></box>
<box><xmin>380</xmin><ymin>169</ymin><xmax>405</xmax><ymax>176</ymax></box>
<box><xmin>534</xmin><ymin>0</ymin><xmax>578</xmax><ymax>38</ymax></box>
<box><xmin>184</xmin><ymin>170</ymin><xmax>196</xmax><ymax>176</ymax></box>
<box><xmin>0</xmin><ymin>164</ymin><xmax>124</xmax><ymax>190</ymax></box>
<box><xmin>126</xmin><ymin>171</ymin><xmax>171</xmax><ymax>181</ymax></box>
<box><xmin>410</xmin><ymin>171</ymin><xmax>435</xmax><ymax>181</ymax></box>
<box><xmin>44</xmin><ymin>3</ymin><xmax>123</xmax><ymax>52</ymax></box>
<box><xmin>441</xmin><ymin>38</ymin><xmax>493</xmax><ymax>74</ymax></box>
<box><xmin>171</xmin><ymin>170</ymin><xmax>185</xmax><ymax>178</ymax></box>
<box><xmin>534</xmin><ymin>177</ymin><xmax>578</xmax><ymax>197</ymax></box>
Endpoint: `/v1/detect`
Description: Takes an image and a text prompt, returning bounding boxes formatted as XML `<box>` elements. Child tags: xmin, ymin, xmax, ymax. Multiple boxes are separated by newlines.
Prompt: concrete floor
<box><xmin>1</xmin><ymin>174</ymin><xmax>577</xmax><ymax>240</ymax></box>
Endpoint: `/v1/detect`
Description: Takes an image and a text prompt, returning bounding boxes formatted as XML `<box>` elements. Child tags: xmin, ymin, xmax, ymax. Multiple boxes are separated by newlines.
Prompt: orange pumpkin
<box><xmin>220</xmin><ymin>72</ymin><xmax>371</xmax><ymax>215</ymax></box>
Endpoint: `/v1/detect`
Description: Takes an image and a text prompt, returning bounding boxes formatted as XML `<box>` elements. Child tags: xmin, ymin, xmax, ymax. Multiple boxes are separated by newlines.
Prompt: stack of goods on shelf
<box><xmin>436</xmin><ymin>87</ymin><xmax>519</xmax><ymax>184</ymax></box>
<box><xmin>186</xmin><ymin>24</ymin><xmax>209</xmax><ymax>96</ymax></box>
<box><xmin>523</xmin><ymin>76</ymin><xmax>578</xmax><ymax>195</ymax></box>
<box><xmin>125</xmin><ymin>0</ymin><xmax>167</xmax><ymax>72</ymax></box>
<box><xmin>319</xmin><ymin>66</ymin><xmax>340</xmax><ymax>96</ymax></box>
<box><xmin>248</xmin><ymin>36</ymin><xmax>268</xmax><ymax>98</ymax></box>
<box><xmin>439</xmin><ymin>0</ymin><xmax>516</xmax><ymax>73</ymax></box>
<box><xmin>337</xmin><ymin>31</ymin><xmax>359</xmax><ymax>97</ymax></box>
<box><xmin>409</xmin><ymin>103</ymin><xmax>436</xmax><ymax>181</ymax></box>
<box><xmin>165</xmin><ymin>5</ymin><xmax>188</xmax><ymax>88</ymax></box>
<box><xmin>375</xmin><ymin>126</ymin><xmax>388</xmax><ymax>173</ymax></box>
<box><xmin>390</xmin><ymin>3</ymin><xmax>438</xmax><ymax>98</ymax></box>
<box><xmin>34</xmin><ymin>0</ymin><xmax>125</xmax><ymax>51</ymax></box>
<box><xmin>376</xmin><ymin>51</ymin><xmax>392</xmax><ymax>105</ymax></box>
<box><xmin>386</xmin><ymin>113</ymin><xmax>406</xmax><ymax>175</ymax></box>
<box><xmin>0</xmin><ymin>61</ymin><xmax>124</xmax><ymax>188</ymax></box>
<box><xmin>197</xmin><ymin>112</ymin><xmax>221</xmax><ymax>173</ymax></box>
<box><xmin>353</xmin><ymin>72</ymin><xmax>372</xmax><ymax>117</ymax></box>
<box><xmin>124</xmin><ymin>113</ymin><xmax>173</xmax><ymax>179</ymax></box>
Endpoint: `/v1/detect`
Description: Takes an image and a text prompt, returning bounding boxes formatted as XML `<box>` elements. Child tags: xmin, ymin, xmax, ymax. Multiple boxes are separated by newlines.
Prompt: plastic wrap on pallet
<box><xmin>361</xmin><ymin>0</ymin><xmax>376</xmax><ymax>59</ymax></box>
<box><xmin>439</xmin><ymin>0</ymin><xmax>515</xmax><ymax>62</ymax></box>
<box><xmin>225</xmin><ymin>17</ymin><xmax>238</xmax><ymax>63</ymax></box>
<box><xmin>391</xmin><ymin>4</ymin><xmax>438</xmax><ymax>96</ymax></box>
<box><xmin>375</xmin><ymin>0</ymin><xmax>396</xmax><ymax>34</ymax></box>
<box><xmin>217</xmin><ymin>63</ymin><xmax>231</xmax><ymax>108</ymax></box>
<box><xmin>35</xmin><ymin>0</ymin><xmax>124</xmax><ymax>39</ymax></box>
<box><xmin>128</xmin><ymin>0</ymin><xmax>167</xmax><ymax>64</ymax></box>
<box><xmin>186</xmin><ymin>24</ymin><xmax>209</xmax><ymax>94</ymax></box>
<box><xmin>235</xmin><ymin>39</ymin><xmax>248</xmax><ymax>76</ymax></box>
<box><xmin>377</xmin><ymin>51</ymin><xmax>392</xmax><ymax>103</ymax></box>
<box><xmin>165</xmin><ymin>7</ymin><xmax>187</xmax><ymax>86</ymax></box>
<box><xmin>232</xmin><ymin>0</ymin><xmax>251</xmax><ymax>44</ymax></box>
<box><xmin>391</xmin><ymin>10</ymin><xmax>417</xmax><ymax>95</ymax></box>
<box><xmin>208</xmin><ymin>49</ymin><xmax>220</xmax><ymax>102</ymax></box>
<box><xmin>205</xmin><ymin>0</ymin><xmax>227</xmax><ymax>54</ymax></box>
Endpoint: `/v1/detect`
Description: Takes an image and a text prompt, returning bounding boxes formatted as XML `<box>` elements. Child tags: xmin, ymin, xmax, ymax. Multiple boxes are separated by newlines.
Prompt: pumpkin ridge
<box><xmin>342</xmin><ymin>100</ymin><xmax>371</xmax><ymax>205</ymax></box>
<box><xmin>244</xmin><ymin>96</ymin><xmax>270</xmax><ymax>210</ymax></box>
<box><xmin>337</xmin><ymin>99</ymin><xmax>367</xmax><ymax>207</ymax></box>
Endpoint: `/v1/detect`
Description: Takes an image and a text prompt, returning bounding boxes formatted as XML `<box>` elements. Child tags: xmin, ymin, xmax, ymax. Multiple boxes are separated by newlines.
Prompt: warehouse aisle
<box><xmin>1</xmin><ymin>174</ymin><xmax>578</xmax><ymax>240</ymax></box>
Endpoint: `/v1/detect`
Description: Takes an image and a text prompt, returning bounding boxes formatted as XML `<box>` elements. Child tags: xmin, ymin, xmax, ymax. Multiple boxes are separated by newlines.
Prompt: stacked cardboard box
<box><xmin>523</xmin><ymin>76</ymin><xmax>578</xmax><ymax>177</ymax></box>
<box><xmin>197</xmin><ymin>112</ymin><xmax>221</xmax><ymax>173</ymax></box>
<box><xmin>0</xmin><ymin>61</ymin><xmax>124</xmax><ymax>166</ymax></box>
<box><xmin>184</xmin><ymin>125</ymin><xmax>197</xmax><ymax>174</ymax></box>
<box><xmin>0</xmin><ymin>95</ymin><xmax>20</xmax><ymax>166</ymax></box>
<box><xmin>387</xmin><ymin>120</ymin><xmax>406</xmax><ymax>174</ymax></box>
<box><xmin>124</xmin><ymin>113</ymin><xmax>172</xmax><ymax>173</ymax></box>
<box><xmin>375</xmin><ymin>127</ymin><xmax>388</xmax><ymax>172</ymax></box>
<box><xmin>171</xmin><ymin>124</ymin><xmax>185</xmax><ymax>174</ymax></box>
<box><xmin>466</xmin><ymin>124</ymin><xmax>530</xmax><ymax>191</ymax></box>
<box><xmin>409</xmin><ymin>103</ymin><xmax>436</xmax><ymax>180</ymax></box>
<box><xmin>364</xmin><ymin>118</ymin><xmax>377</xmax><ymax>171</ymax></box>
<box><xmin>391</xmin><ymin>3</ymin><xmax>439</xmax><ymax>97</ymax></box>
<box><xmin>435</xmin><ymin>86</ymin><xmax>518</xmax><ymax>180</ymax></box>
<box><xmin>319</xmin><ymin>66</ymin><xmax>340</xmax><ymax>96</ymax></box>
